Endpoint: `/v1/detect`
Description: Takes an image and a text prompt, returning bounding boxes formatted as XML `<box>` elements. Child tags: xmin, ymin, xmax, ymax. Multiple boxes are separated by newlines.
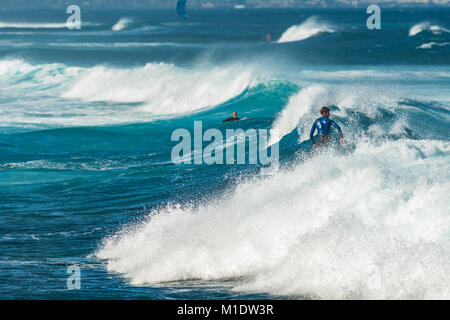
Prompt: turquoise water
<box><xmin>0</xmin><ymin>8</ymin><xmax>449</xmax><ymax>299</ymax></box>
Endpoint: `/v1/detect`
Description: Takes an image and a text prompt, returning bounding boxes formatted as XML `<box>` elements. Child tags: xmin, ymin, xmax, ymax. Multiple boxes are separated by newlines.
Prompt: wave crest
<box><xmin>277</xmin><ymin>16</ymin><xmax>335</xmax><ymax>43</ymax></box>
<box><xmin>409</xmin><ymin>22</ymin><xmax>450</xmax><ymax>36</ymax></box>
<box><xmin>62</xmin><ymin>63</ymin><xmax>256</xmax><ymax>115</ymax></box>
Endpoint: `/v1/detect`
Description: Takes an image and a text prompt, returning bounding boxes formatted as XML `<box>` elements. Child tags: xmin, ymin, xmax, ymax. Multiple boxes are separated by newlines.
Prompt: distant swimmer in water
<box><xmin>222</xmin><ymin>112</ymin><xmax>248</xmax><ymax>123</ymax></box>
<box><xmin>310</xmin><ymin>106</ymin><xmax>345</xmax><ymax>151</ymax></box>
<box><xmin>265</xmin><ymin>33</ymin><xmax>272</xmax><ymax>42</ymax></box>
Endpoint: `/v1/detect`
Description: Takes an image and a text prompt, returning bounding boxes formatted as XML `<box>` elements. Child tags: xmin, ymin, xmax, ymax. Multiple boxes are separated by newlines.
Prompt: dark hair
<box><xmin>320</xmin><ymin>106</ymin><xmax>330</xmax><ymax>114</ymax></box>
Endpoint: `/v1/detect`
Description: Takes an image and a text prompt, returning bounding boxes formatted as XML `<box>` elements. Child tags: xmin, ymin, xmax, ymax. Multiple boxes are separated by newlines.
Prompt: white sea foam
<box><xmin>112</xmin><ymin>18</ymin><xmax>133</xmax><ymax>31</ymax></box>
<box><xmin>96</xmin><ymin>138</ymin><xmax>450</xmax><ymax>299</ymax></box>
<box><xmin>277</xmin><ymin>16</ymin><xmax>335</xmax><ymax>43</ymax></box>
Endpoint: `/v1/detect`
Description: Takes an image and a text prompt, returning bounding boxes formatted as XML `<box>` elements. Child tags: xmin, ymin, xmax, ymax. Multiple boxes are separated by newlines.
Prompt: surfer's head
<box><xmin>320</xmin><ymin>106</ymin><xmax>330</xmax><ymax>117</ymax></box>
<box><xmin>232</xmin><ymin>112</ymin><xmax>238</xmax><ymax>118</ymax></box>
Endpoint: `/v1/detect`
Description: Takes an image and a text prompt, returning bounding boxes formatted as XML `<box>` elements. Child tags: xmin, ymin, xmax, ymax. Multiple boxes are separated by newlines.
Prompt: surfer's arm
<box><xmin>330</xmin><ymin>120</ymin><xmax>345</xmax><ymax>146</ymax></box>
<box><xmin>310</xmin><ymin>121</ymin><xmax>317</xmax><ymax>144</ymax></box>
<box><xmin>330</xmin><ymin>120</ymin><xmax>343</xmax><ymax>138</ymax></box>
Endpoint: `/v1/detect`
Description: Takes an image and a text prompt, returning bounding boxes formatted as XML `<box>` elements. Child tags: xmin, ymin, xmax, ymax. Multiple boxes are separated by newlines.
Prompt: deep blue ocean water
<box><xmin>0</xmin><ymin>8</ymin><xmax>449</xmax><ymax>299</ymax></box>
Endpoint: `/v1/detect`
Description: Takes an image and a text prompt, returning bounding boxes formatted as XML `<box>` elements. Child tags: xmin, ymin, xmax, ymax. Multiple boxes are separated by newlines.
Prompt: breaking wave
<box><xmin>96</xmin><ymin>136</ymin><xmax>450</xmax><ymax>299</ymax></box>
<box><xmin>112</xmin><ymin>18</ymin><xmax>133</xmax><ymax>31</ymax></box>
<box><xmin>0</xmin><ymin>59</ymin><xmax>258</xmax><ymax>124</ymax></box>
<box><xmin>277</xmin><ymin>16</ymin><xmax>335</xmax><ymax>43</ymax></box>
<box><xmin>416</xmin><ymin>42</ymin><xmax>450</xmax><ymax>49</ymax></box>
<box><xmin>409</xmin><ymin>22</ymin><xmax>450</xmax><ymax>36</ymax></box>
<box><xmin>61</xmin><ymin>63</ymin><xmax>257</xmax><ymax>115</ymax></box>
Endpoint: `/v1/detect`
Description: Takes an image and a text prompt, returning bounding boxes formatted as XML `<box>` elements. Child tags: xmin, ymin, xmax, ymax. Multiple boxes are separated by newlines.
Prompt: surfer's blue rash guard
<box><xmin>310</xmin><ymin>117</ymin><xmax>343</xmax><ymax>144</ymax></box>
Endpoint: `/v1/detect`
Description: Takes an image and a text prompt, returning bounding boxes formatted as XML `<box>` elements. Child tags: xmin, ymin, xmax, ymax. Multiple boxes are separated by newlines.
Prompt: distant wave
<box><xmin>416</xmin><ymin>42</ymin><xmax>450</xmax><ymax>49</ymax></box>
<box><xmin>0</xmin><ymin>59</ymin><xmax>259</xmax><ymax>128</ymax></box>
<box><xmin>0</xmin><ymin>22</ymin><xmax>67</xmax><ymax>29</ymax></box>
<box><xmin>277</xmin><ymin>16</ymin><xmax>335</xmax><ymax>43</ymax></box>
<box><xmin>47</xmin><ymin>42</ymin><xmax>179</xmax><ymax>48</ymax></box>
<box><xmin>0</xmin><ymin>59</ymin><xmax>256</xmax><ymax>116</ymax></box>
<box><xmin>409</xmin><ymin>22</ymin><xmax>450</xmax><ymax>36</ymax></box>
<box><xmin>0</xmin><ymin>159</ymin><xmax>145</xmax><ymax>171</ymax></box>
<box><xmin>112</xmin><ymin>18</ymin><xmax>133</xmax><ymax>31</ymax></box>
<box><xmin>298</xmin><ymin>69</ymin><xmax>450</xmax><ymax>81</ymax></box>
<box><xmin>62</xmin><ymin>63</ymin><xmax>257</xmax><ymax>115</ymax></box>
<box><xmin>2</xmin><ymin>59</ymin><xmax>449</xmax><ymax>130</ymax></box>
<box><xmin>0</xmin><ymin>59</ymin><xmax>81</xmax><ymax>85</ymax></box>
<box><xmin>0</xmin><ymin>21</ymin><xmax>99</xmax><ymax>29</ymax></box>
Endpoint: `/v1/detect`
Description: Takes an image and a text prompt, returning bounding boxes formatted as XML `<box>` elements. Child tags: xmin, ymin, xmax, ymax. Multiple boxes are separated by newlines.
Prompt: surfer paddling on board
<box><xmin>222</xmin><ymin>112</ymin><xmax>248</xmax><ymax>123</ymax></box>
<box><xmin>310</xmin><ymin>106</ymin><xmax>345</xmax><ymax>151</ymax></box>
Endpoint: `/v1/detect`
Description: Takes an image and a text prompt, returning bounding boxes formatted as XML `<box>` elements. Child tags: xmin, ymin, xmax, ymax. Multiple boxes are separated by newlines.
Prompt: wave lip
<box><xmin>269</xmin><ymin>84</ymin><xmax>325</xmax><ymax>145</ymax></box>
<box><xmin>277</xmin><ymin>16</ymin><xmax>335</xmax><ymax>43</ymax></box>
<box><xmin>112</xmin><ymin>18</ymin><xmax>133</xmax><ymax>31</ymax></box>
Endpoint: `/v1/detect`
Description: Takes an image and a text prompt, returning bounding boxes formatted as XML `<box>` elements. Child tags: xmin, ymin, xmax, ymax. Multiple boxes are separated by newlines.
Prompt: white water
<box><xmin>97</xmin><ymin>137</ymin><xmax>450</xmax><ymax>299</ymax></box>
<box><xmin>278</xmin><ymin>17</ymin><xmax>335</xmax><ymax>43</ymax></box>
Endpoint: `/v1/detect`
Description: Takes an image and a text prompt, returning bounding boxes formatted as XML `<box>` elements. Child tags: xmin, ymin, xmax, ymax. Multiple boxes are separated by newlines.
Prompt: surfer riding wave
<box><xmin>310</xmin><ymin>106</ymin><xmax>345</xmax><ymax>151</ymax></box>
